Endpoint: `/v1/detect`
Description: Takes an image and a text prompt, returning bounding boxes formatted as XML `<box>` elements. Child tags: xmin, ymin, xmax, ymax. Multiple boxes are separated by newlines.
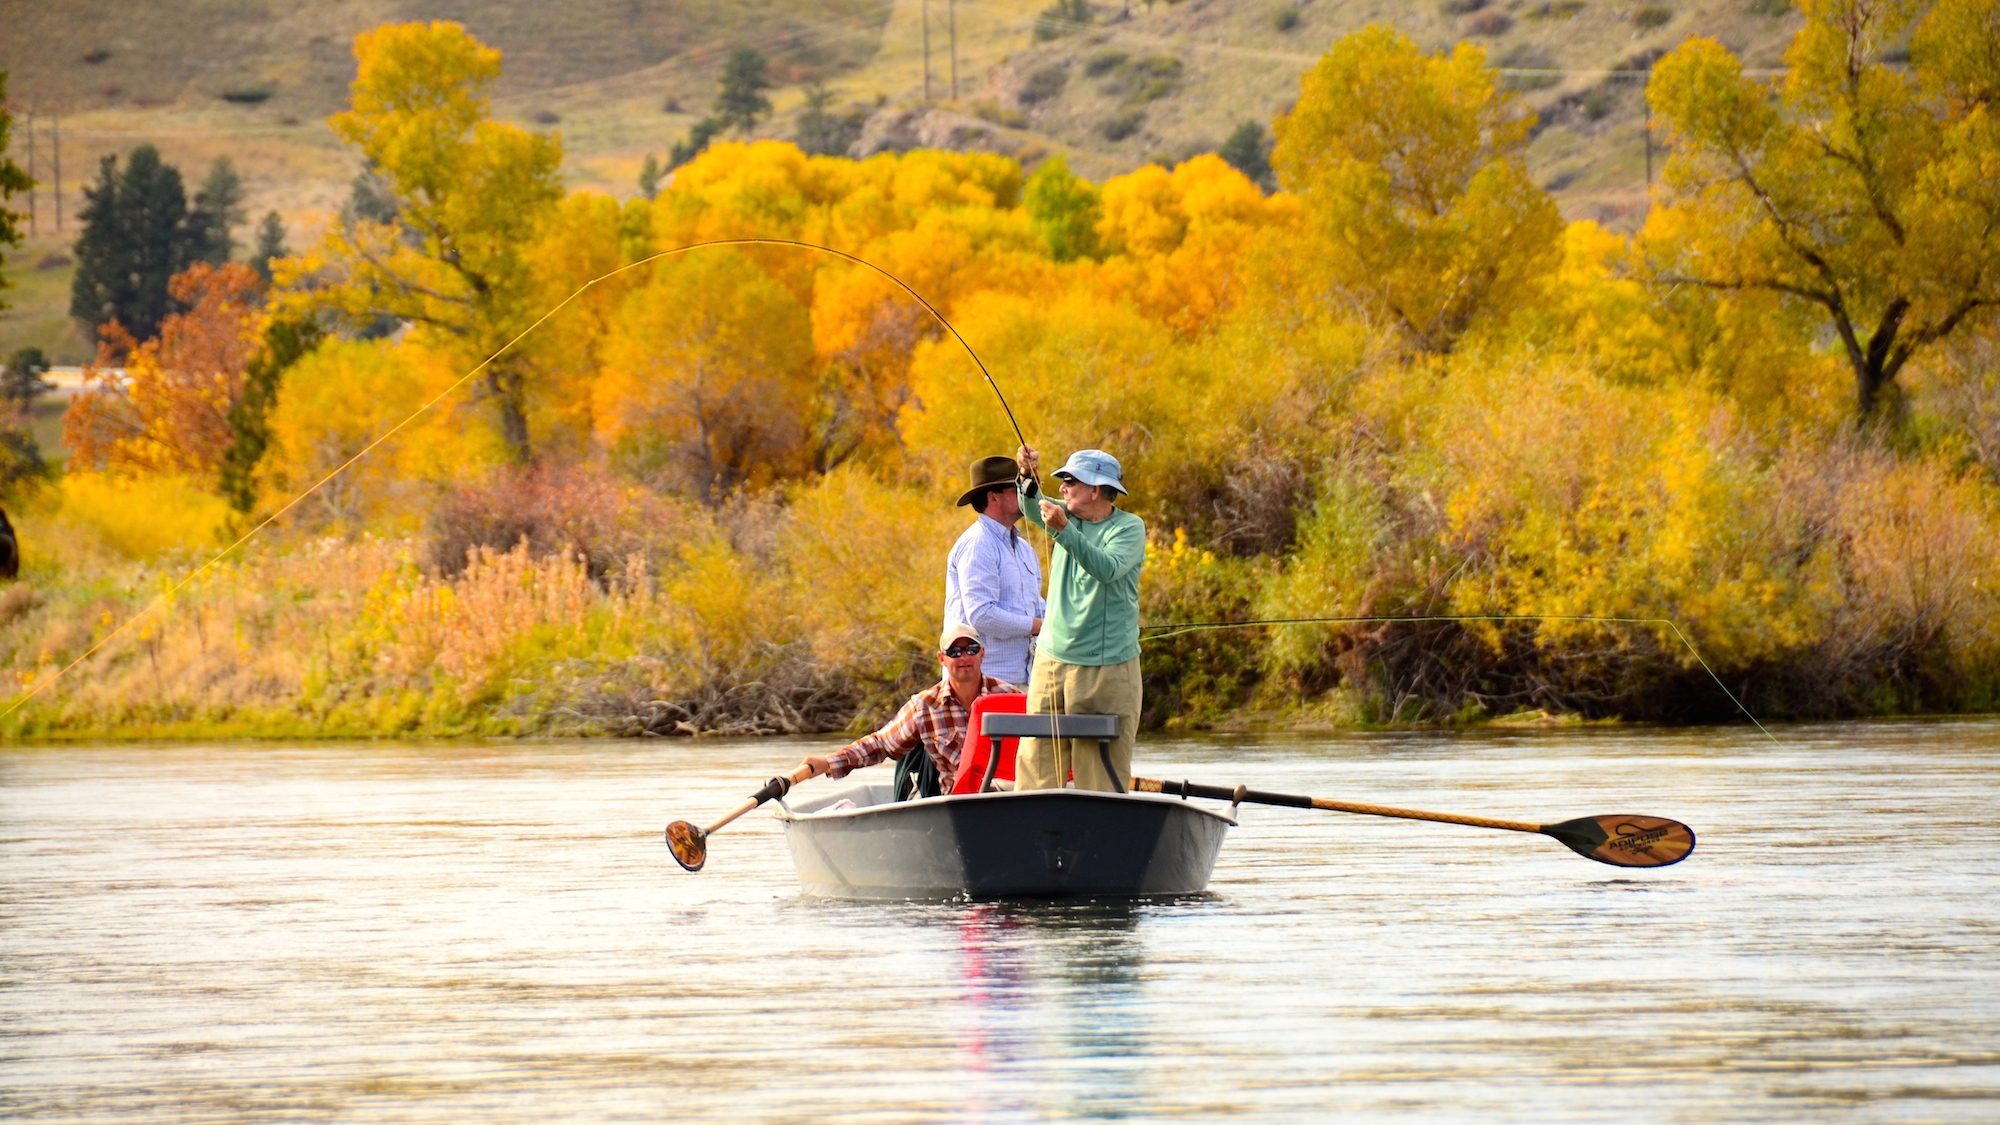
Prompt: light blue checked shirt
<box><xmin>943</xmin><ymin>513</ymin><xmax>1046</xmax><ymax>684</ymax></box>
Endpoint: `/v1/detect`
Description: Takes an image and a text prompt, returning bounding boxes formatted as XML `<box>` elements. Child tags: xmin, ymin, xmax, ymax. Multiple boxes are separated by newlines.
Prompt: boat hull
<box><xmin>777</xmin><ymin>784</ymin><xmax>1234</xmax><ymax>900</ymax></box>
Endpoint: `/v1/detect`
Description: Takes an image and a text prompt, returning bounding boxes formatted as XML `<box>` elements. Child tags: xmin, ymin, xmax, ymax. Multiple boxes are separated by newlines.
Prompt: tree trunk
<box><xmin>1848</xmin><ymin>297</ymin><xmax>1908</xmax><ymax>427</ymax></box>
<box><xmin>485</xmin><ymin>366</ymin><xmax>532</xmax><ymax>462</ymax></box>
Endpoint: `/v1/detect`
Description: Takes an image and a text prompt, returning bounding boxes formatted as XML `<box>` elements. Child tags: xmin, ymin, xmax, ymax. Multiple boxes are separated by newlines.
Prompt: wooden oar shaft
<box><xmin>706</xmin><ymin>763</ymin><xmax>817</xmax><ymax>834</ymax></box>
<box><xmin>1133</xmin><ymin>777</ymin><xmax>1540</xmax><ymax>834</ymax></box>
<box><xmin>1306</xmin><ymin>796</ymin><xmax>1540</xmax><ymax>834</ymax></box>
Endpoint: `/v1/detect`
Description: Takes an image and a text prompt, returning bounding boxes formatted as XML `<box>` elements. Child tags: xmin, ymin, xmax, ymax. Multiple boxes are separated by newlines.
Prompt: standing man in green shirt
<box><xmin>1013</xmin><ymin>444</ymin><xmax>1146</xmax><ymax>792</ymax></box>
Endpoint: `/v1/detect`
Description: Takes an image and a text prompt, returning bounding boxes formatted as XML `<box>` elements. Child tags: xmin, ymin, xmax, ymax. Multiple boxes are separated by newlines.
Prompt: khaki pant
<box><xmin>1017</xmin><ymin>653</ymin><xmax>1141</xmax><ymax>792</ymax></box>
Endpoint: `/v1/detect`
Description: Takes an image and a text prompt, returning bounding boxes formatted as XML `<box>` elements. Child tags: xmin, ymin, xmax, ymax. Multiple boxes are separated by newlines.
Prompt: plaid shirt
<box><xmin>823</xmin><ymin>675</ymin><xmax>1020</xmax><ymax>788</ymax></box>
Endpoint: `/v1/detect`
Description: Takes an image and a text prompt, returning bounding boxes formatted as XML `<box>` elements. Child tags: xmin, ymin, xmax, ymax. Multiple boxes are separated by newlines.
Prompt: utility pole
<box><xmin>1643</xmin><ymin>101</ymin><xmax>1652</xmax><ymax>190</ymax></box>
<box><xmin>52</xmin><ymin>111</ymin><xmax>63</xmax><ymax>233</ymax></box>
<box><xmin>949</xmin><ymin>0</ymin><xmax>959</xmax><ymax>100</ymax></box>
<box><xmin>24</xmin><ymin>111</ymin><xmax>34</xmax><ymax>237</ymax></box>
<box><xmin>922</xmin><ymin>0</ymin><xmax>933</xmax><ymax>104</ymax></box>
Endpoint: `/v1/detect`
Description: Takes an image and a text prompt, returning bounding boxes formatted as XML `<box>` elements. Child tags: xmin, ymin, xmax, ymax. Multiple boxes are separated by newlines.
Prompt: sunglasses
<box><xmin>943</xmin><ymin>642</ymin><xmax>983</xmax><ymax>658</ymax></box>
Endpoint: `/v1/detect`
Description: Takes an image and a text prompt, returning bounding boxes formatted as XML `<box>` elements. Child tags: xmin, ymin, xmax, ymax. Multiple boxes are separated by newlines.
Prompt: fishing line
<box><xmin>2</xmin><ymin>238</ymin><xmax>1023</xmax><ymax>721</ymax></box>
<box><xmin>1140</xmin><ymin>613</ymin><xmax>1781</xmax><ymax>744</ymax></box>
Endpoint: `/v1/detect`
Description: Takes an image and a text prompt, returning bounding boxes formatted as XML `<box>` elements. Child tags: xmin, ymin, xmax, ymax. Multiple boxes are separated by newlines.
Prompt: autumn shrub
<box><xmin>1139</xmin><ymin>529</ymin><xmax>1265</xmax><ymax>726</ymax></box>
<box><xmin>52</xmin><ymin>472</ymin><xmax>233</xmax><ymax>560</ymax></box>
<box><xmin>425</xmin><ymin>461</ymin><xmax>690</xmax><ymax>579</ymax></box>
<box><xmin>17</xmin><ymin>16</ymin><xmax>2000</xmax><ymax>740</ymax></box>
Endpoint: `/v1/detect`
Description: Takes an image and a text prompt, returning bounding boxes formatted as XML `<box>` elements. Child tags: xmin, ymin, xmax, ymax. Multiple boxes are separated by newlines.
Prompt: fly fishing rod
<box><xmin>2</xmin><ymin>237</ymin><xmax>1029</xmax><ymax>720</ymax></box>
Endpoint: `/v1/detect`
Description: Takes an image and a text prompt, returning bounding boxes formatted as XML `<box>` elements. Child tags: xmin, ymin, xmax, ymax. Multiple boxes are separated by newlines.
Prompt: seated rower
<box><xmin>800</xmin><ymin>622</ymin><xmax>1022</xmax><ymax>799</ymax></box>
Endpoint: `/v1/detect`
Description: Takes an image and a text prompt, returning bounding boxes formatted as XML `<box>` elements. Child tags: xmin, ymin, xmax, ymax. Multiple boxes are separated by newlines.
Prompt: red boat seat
<box><xmin>953</xmin><ymin>693</ymin><xmax>1028</xmax><ymax>794</ymax></box>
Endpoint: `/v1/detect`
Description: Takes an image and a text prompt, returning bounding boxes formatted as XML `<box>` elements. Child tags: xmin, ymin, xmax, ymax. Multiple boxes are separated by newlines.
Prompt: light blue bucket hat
<box><xmin>1052</xmin><ymin>448</ymin><xmax>1127</xmax><ymax>496</ymax></box>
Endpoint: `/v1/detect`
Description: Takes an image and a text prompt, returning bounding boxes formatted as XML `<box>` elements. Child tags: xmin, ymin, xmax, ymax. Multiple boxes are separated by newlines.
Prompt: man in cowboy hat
<box><xmin>1012</xmin><ymin>444</ymin><xmax>1145</xmax><ymax>793</ymax></box>
<box><xmin>944</xmin><ymin>455</ymin><xmax>1045</xmax><ymax>686</ymax></box>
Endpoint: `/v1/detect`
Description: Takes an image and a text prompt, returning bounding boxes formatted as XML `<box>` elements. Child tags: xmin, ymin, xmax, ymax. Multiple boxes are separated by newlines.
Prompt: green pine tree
<box><xmin>1218</xmin><ymin>121</ymin><xmax>1274</xmax><ymax>192</ymax></box>
<box><xmin>250</xmin><ymin>210</ymin><xmax>288</xmax><ymax>283</ymax></box>
<box><xmin>794</xmin><ymin>83</ymin><xmax>868</xmax><ymax>157</ymax></box>
<box><xmin>714</xmin><ymin>47</ymin><xmax>772</xmax><ymax>135</ymax></box>
<box><xmin>2</xmin><ymin>347</ymin><xmax>53</xmax><ymax>414</ymax></box>
<box><xmin>637</xmin><ymin>154</ymin><xmax>663</xmax><ymax>199</ymax></box>
<box><xmin>0</xmin><ymin>73</ymin><xmax>36</xmax><ymax>312</ymax></box>
<box><xmin>189</xmin><ymin>156</ymin><xmax>247</xmax><ymax>264</ymax></box>
<box><xmin>69</xmin><ymin>145</ymin><xmax>197</xmax><ymax>343</ymax></box>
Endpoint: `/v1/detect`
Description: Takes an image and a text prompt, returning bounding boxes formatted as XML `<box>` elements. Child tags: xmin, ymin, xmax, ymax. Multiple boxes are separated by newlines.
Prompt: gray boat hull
<box><xmin>776</xmin><ymin>783</ymin><xmax>1234</xmax><ymax>900</ymax></box>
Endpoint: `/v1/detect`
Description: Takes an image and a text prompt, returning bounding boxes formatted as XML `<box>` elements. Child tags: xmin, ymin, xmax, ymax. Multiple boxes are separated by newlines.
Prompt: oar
<box><xmin>666</xmin><ymin>763</ymin><xmax>818</xmax><ymax>872</ymax></box>
<box><xmin>1132</xmin><ymin>776</ymin><xmax>1696</xmax><ymax>868</ymax></box>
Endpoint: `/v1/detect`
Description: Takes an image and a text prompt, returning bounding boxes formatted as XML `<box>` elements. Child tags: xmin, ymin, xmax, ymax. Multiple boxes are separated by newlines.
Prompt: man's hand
<box><xmin>1040</xmin><ymin>499</ymin><xmax>1068</xmax><ymax>532</ymax></box>
<box><xmin>802</xmin><ymin>755</ymin><xmax>831</xmax><ymax>778</ymax></box>
<box><xmin>1031</xmin><ymin>616</ymin><xmax>1043</xmax><ymax>636</ymax></box>
<box><xmin>1017</xmin><ymin>443</ymin><xmax>1040</xmax><ymax>478</ymax></box>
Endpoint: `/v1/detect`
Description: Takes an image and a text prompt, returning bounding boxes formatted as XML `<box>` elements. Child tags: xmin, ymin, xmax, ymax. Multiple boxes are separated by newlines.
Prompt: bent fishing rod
<box><xmin>2</xmin><ymin>237</ymin><xmax>1029</xmax><ymax>721</ymax></box>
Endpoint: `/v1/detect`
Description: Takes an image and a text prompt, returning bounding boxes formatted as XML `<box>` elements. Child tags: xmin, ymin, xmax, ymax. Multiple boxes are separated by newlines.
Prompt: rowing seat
<box><xmin>955</xmin><ymin>705</ymin><xmax>1124</xmax><ymax>794</ymax></box>
<box><xmin>953</xmin><ymin>693</ymin><xmax>1027</xmax><ymax>794</ymax></box>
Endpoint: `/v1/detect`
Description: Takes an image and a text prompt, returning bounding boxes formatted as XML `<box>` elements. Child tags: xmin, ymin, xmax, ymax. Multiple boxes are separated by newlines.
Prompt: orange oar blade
<box><xmin>1540</xmin><ymin>814</ymin><xmax>1696</xmax><ymax>868</ymax></box>
<box><xmin>666</xmin><ymin>821</ymin><xmax>707</xmax><ymax>872</ymax></box>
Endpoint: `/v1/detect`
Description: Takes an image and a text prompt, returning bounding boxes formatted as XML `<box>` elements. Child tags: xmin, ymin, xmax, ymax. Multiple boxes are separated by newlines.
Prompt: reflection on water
<box><xmin>5</xmin><ymin>722</ymin><xmax>2000</xmax><ymax>1121</ymax></box>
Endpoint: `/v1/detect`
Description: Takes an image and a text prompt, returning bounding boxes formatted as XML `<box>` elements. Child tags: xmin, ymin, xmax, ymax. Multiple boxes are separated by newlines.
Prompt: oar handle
<box><xmin>1132</xmin><ymin>777</ymin><xmax>1541</xmax><ymax>834</ymax></box>
<box><xmin>705</xmin><ymin>763</ymin><xmax>817</xmax><ymax>834</ymax></box>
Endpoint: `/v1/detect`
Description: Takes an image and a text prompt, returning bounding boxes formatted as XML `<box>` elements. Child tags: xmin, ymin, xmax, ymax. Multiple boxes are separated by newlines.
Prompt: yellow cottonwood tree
<box><xmin>594</xmin><ymin>251</ymin><xmax>814</xmax><ymax>501</ymax></box>
<box><xmin>1271</xmin><ymin>25</ymin><xmax>1563</xmax><ymax>354</ymax></box>
<box><xmin>1644</xmin><ymin>0</ymin><xmax>2000</xmax><ymax>424</ymax></box>
<box><xmin>280</xmin><ymin>22</ymin><xmax>563</xmax><ymax>460</ymax></box>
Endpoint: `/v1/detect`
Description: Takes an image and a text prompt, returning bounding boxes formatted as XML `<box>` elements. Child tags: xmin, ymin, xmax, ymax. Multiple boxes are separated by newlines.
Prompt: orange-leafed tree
<box><xmin>65</xmin><ymin>262</ymin><xmax>263</xmax><ymax>482</ymax></box>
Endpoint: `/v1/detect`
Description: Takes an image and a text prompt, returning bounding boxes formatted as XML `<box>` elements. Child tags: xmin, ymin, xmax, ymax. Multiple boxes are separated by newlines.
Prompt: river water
<box><xmin>3</xmin><ymin>721</ymin><xmax>1998</xmax><ymax>1122</ymax></box>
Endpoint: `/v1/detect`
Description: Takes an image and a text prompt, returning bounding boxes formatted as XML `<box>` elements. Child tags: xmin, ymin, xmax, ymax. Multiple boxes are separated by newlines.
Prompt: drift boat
<box><xmin>775</xmin><ymin>781</ymin><xmax>1235</xmax><ymax>900</ymax></box>
<box><xmin>665</xmin><ymin>708</ymin><xmax>1696</xmax><ymax>894</ymax></box>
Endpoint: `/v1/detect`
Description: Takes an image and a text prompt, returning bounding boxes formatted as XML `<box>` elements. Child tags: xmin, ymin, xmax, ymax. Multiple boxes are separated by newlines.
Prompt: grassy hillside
<box><xmin>1</xmin><ymin>0</ymin><xmax>1804</xmax><ymax>364</ymax></box>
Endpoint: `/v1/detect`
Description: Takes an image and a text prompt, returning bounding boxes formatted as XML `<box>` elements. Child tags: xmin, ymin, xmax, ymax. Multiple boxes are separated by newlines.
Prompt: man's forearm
<box><xmin>1053</xmin><ymin>521</ymin><xmax>1144</xmax><ymax>583</ymax></box>
<box><xmin>968</xmin><ymin>600</ymin><xmax>1036</xmax><ymax>639</ymax></box>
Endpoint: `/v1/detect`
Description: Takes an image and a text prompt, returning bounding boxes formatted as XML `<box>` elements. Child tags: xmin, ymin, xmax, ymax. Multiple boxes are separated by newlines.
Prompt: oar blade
<box><xmin>1541</xmin><ymin>814</ymin><xmax>1696</xmax><ymax>868</ymax></box>
<box><xmin>666</xmin><ymin>820</ymin><xmax>708</xmax><ymax>872</ymax></box>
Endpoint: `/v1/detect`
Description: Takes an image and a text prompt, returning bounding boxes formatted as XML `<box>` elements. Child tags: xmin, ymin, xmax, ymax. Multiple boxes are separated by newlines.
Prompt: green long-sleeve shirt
<box><xmin>1018</xmin><ymin>478</ymin><xmax>1146</xmax><ymax>666</ymax></box>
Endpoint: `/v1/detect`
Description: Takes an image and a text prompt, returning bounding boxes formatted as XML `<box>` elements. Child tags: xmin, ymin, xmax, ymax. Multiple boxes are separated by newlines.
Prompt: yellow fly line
<box><xmin>1</xmin><ymin>238</ymin><xmax>1024</xmax><ymax>721</ymax></box>
<box><xmin>1140</xmin><ymin>613</ymin><xmax>1781</xmax><ymax>744</ymax></box>
<box><xmin>5</xmin><ymin>239</ymin><xmax>1779</xmax><ymax>746</ymax></box>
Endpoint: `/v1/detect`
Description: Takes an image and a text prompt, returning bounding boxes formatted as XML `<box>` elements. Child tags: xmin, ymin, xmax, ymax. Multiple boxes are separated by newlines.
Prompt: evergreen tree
<box><xmin>794</xmin><ymin>83</ymin><xmax>868</xmax><ymax>157</ymax></box>
<box><xmin>0</xmin><ymin>427</ymin><xmax>45</xmax><ymax>491</ymax></box>
<box><xmin>220</xmin><ymin>315</ymin><xmax>322</xmax><ymax>513</ymax></box>
<box><xmin>713</xmin><ymin>47</ymin><xmax>772</xmax><ymax>134</ymax></box>
<box><xmin>669</xmin><ymin>117</ymin><xmax>724</xmax><ymax>169</ymax></box>
<box><xmin>637</xmin><ymin>154</ymin><xmax>663</xmax><ymax>199</ymax></box>
<box><xmin>0</xmin><ymin>72</ymin><xmax>35</xmax><ymax>312</ymax></box>
<box><xmin>189</xmin><ymin>156</ymin><xmax>247</xmax><ymax>264</ymax></box>
<box><xmin>2</xmin><ymin>346</ymin><xmax>53</xmax><ymax>415</ymax></box>
<box><xmin>250</xmin><ymin>210</ymin><xmax>288</xmax><ymax>283</ymax></box>
<box><xmin>1218</xmin><ymin>121</ymin><xmax>1274</xmax><ymax>192</ymax></box>
<box><xmin>69</xmin><ymin>145</ymin><xmax>197</xmax><ymax>344</ymax></box>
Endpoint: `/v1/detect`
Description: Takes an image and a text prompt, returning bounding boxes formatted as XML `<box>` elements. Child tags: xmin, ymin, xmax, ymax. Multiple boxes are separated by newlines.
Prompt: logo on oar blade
<box><xmin>1541</xmin><ymin>814</ymin><xmax>1696</xmax><ymax>868</ymax></box>
<box><xmin>666</xmin><ymin>820</ymin><xmax>708</xmax><ymax>872</ymax></box>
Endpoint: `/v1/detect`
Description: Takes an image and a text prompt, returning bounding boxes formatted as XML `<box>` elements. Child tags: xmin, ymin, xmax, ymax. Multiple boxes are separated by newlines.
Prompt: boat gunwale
<box><xmin>776</xmin><ymin>784</ymin><xmax>1239</xmax><ymax>827</ymax></box>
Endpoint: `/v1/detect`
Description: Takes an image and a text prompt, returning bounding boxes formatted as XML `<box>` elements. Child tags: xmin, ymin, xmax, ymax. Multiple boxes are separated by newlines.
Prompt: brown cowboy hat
<box><xmin>955</xmin><ymin>455</ymin><xmax>1020</xmax><ymax>507</ymax></box>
